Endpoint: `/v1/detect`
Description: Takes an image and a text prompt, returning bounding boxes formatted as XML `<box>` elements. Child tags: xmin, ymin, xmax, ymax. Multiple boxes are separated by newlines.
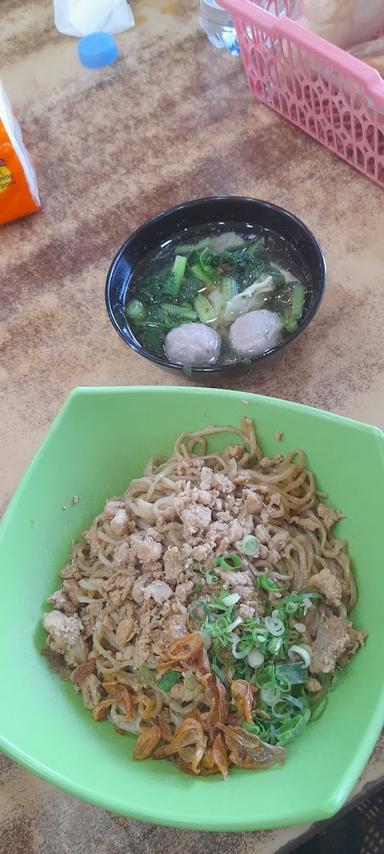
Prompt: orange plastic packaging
<box><xmin>0</xmin><ymin>80</ymin><xmax>41</xmax><ymax>226</ymax></box>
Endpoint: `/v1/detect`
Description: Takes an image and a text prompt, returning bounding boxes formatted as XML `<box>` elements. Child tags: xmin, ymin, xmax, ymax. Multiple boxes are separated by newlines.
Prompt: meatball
<box><xmin>229</xmin><ymin>310</ymin><xmax>282</xmax><ymax>358</ymax></box>
<box><xmin>165</xmin><ymin>322</ymin><xmax>221</xmax><ymax>367</ymax></box>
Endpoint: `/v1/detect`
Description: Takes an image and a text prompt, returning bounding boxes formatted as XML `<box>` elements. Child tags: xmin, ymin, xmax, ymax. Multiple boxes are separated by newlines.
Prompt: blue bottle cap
<box><xmin>78</xmin><ymin>32</ymin><xmax>118</xmax><ymax>69</ymax></box>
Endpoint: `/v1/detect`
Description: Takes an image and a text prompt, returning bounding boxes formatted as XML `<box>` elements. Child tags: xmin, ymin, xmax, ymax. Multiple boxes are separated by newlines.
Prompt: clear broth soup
<box><xmin>125</xmin><ymin>222</ymin><xmax>312</xmax><ymax>368</ymax></box>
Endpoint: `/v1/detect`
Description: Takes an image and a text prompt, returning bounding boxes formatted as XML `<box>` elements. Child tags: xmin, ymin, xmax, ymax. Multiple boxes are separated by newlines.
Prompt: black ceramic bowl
<box><xmin>105</xmin><ymin>196</ymin><xmax>326</xmax><ymax>376</ymax></box>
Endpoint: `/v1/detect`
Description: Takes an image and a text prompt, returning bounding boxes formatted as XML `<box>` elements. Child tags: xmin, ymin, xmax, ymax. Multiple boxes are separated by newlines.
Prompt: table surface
<box><xmin>1</xmin><ymin>0</ymin><xmax>384</xmax><ymax>851</ymax></box>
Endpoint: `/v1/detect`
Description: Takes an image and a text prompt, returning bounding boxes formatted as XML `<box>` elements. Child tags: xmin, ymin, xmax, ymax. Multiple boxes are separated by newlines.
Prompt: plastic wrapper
<box><xmin>0</xmin><ymin>81</ymin><xmax>40</xmax><ymax>226</ymax></box>
<box><xmin>350</xmin><ymin>37</ymin><xmax>384</xmax><ymax>79</ymax></box>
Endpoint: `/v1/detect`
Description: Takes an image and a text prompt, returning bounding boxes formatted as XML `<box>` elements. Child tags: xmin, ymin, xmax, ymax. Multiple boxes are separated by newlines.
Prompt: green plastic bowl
<box><xmin>0</xmin><ymin>387</ymin><xmax>383</xmax><ymax>831</ymax></box>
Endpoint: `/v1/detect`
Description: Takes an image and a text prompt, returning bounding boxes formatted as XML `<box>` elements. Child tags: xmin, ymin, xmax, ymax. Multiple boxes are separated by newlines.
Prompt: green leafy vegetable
<box><xmin>178</xmin><ymin>276</ymin><xmax>201</xmax><ymax>303</ymax></box>
<box><xmin>125</xmin><ymin>298</ymin><xmax>146</xmax><ymax>321</ymax></box>
<box><xmin>221</xmin><ymin>276</ymin><xmax>238</xmax><ymax>301</ymax></box>
<box><xmin>246</xmin><ymin>237</ymin><xmax>266</xmax><ymax>257</ymax></box>
<box><xmin>138</xmin><ymin>267</ymin><xmax>173</xmax><ymax>303</ymax></box>
<box><xmin>139</xmin><ymin>326</ymin><xmax>165</xmax><ymax>357</ymax></box>
<box><xmin>213</xmin><ymin>552</ymin><xmax>242</xmax><ymax>571</ymax></box>
<box><xmin>164</xmin><ymin>255</ymin><xmax>187</xmax><ymax>298</ymax></box>
<box><xmin>188</xmin><ymin>246</ymin><xmax>218</xmax><ymax>287</ymax></box>
<box><xmin>161</xmin><ymin>303</ymin><xmax>197</xmax><ymax>322</ymax></box>
<box><xmin>208</xmin><ymin>287</ymin><xmax>224</xmax><ymax>317</ymax></box>
<box><xmin>157</xmin><ymin>670</ymin><xmax>182</xmax><ymax>692</ymax></box>
<box><xmin>194</xmin><ymin>293</ymin><xmax>217</xmax><ymax>323</ymax></box>
<box><xmin>266</xmin><ymin>263</ymin><xmax>285</xmax><ymax>288</ymax></box>
<box><xmin>126</xmin><ymin>230</ymin><xmax>308</xmax><ymax>369</ymax></box>
<box><xmin>281</xmin><ymin>282</ymin><xmax>305</xmax><ymax>332</ymax></box>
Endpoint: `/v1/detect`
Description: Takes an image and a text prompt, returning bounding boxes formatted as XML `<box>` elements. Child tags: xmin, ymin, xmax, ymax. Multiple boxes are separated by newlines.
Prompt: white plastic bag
<box><xmin>350</xmin><ymin>37</ymin><xmax>384</xmax><ymax>79</ymax></box>
<box><xmin>292</xmin><ymin>0</ymin><xmax>384</xmax><ymax>50</ymax></box>
<box><xmin>54</xmin><ymin>0</ymin><xmax>135</xmax><ymax>37</ymax></box>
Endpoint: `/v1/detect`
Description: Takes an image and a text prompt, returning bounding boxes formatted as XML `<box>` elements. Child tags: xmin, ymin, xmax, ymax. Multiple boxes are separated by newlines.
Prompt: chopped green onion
<box><xmin>255</xmin><ymin>664</ymin><xmax>277</xmax><ymax>688</ymax></box>
<box><xmin>211</xmin><ymin>661</ymin><xmax>228</xmax><ymax>685</ymax></box>
<box><xmin>276</xmin><ymin>662</ymin><xmax>308</xmax><ymax>685</ymax></box>
<box><xmin>240</xmin><ymin>535</ymin><xmax>260</xmax><ymax>556</ymax></box>
<box><xmin>288</xmin><ymin>694</ymin><xmax>307</xmax><ymax>712</ymax></box>
<box><xmin>288</xmin><ymin>645</ymin><xmax>311</xmax><ymax>668</ymax></box>
<box><xmin>243</xmin><ymin>720</ymin><xmax>267</xmax><ymax>739</ymax></box>
<box><xmin>293</xmin><ymin>622</ymin><xmax>306</xmax><ymax>633</ymax></box>
<box><xmin>228</xmin><ymin>616</ymin><xmax>243</xmax><ymax>632</ymax></box>
<box><xmin>258</xmin><ymin>574</ymin><xmax>281</xmax><ymax>593</ymax></box>
<box><xmin>274</xmin><ymin>707</ymin><xmax>311</xmax><ymax>745</ymax></box>
<box><xmin>309</xmin><ymin>695</ymin><xmax>328</xmax><ymax>722</ymax></box>
<box><xmin>191</xmin><ymin>563</ymin><xmax>218</xmax><ymax>585</ymax></box>
<box><xmin>260</xmin><ymin>686</ymin><xmax>281</xmax><ymax>706</ymax></box>
<box><xmin>231</xmin><ymin>637</ymin><xmax>250</xmax><ymax>660</ymax></box>
<box><xmin>275</xmin><ymin>673</ymin><xmax>292</xmax><ymax>693</ymax></box>
<box><xmin>157</xmin><ymin>670</ymin><xmax>182</xmax><ymax>692</ymax></box>
<box><xmin>267</xmin><ymin>636</ymin><xmax>283</xmax><ymax>655</ymax></box>
<box><xmin>193</xmin><ymin>579</ymin><xmax>202</xmax><ymax>592</ymax></box>
<box><xmin>247</xmin><ymin>647</ymin><xmax>264</xmax><ymax>667</ymax></box>
<box><xmin>204</xmin><ymin>571</ymin><xmax>218</xmax><ymax>585</ymax></box>
<box><xmin>208</xmin><ymin>589</ymin><xmax>239</xmax><ymax>612</ymax></box>
<box><xmin>285</xmin><ymin>601</ymin><xmax>299</xmax><ymax>615</ymax></box>
<box><xmin>271</xmin><ymin>699</ymin><xmax>297</xmax><ymax>721</ymax></box>
<box><xmin>264</xmin><ymin>615</ymin><xmax>285</xmax><ymax>637</ymax></box>
<box><xmin>213</xmin><ymin>552</ymin><xmax>242</xmax><ymax>571</ymax></box>
<box><xmin>222</xmin><ymin>592</ymin><xmax>240</xmax><ymax>607</ymax></box>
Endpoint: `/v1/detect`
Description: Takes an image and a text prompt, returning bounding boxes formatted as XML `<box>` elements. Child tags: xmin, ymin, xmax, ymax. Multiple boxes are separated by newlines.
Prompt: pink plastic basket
<box><xmin>220</xmin><ymin>0</ymin><xmax>384</xmax><ymax>187</ymax></box>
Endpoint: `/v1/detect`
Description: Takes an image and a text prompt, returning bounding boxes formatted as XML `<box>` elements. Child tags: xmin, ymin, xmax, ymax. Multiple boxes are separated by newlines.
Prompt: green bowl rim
<box><xmin>0</xmin><ymin>386</ymin><xmax>383</xmax><ymax>830</ymax></box>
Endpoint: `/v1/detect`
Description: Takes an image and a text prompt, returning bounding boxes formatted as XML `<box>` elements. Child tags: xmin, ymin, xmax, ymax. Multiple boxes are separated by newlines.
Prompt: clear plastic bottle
<box><xmin>199</xmin><ymin>0</ymin><xmax>240</xmax><ymax>55</ymax></box>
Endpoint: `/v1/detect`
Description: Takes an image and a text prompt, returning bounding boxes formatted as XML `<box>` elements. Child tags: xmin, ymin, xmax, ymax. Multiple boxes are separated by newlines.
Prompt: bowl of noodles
<box><xmin>0</xmin><ymin>387</ymin><xmax>383</xmax><ymax>830</ymax></box>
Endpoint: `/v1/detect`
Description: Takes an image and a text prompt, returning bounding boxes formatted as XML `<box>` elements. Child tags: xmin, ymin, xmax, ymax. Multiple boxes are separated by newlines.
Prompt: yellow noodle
<box><xmin>43</xmin><ymin>417</ymin><xmax>361</xmax><ymax>777</ymax></box>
